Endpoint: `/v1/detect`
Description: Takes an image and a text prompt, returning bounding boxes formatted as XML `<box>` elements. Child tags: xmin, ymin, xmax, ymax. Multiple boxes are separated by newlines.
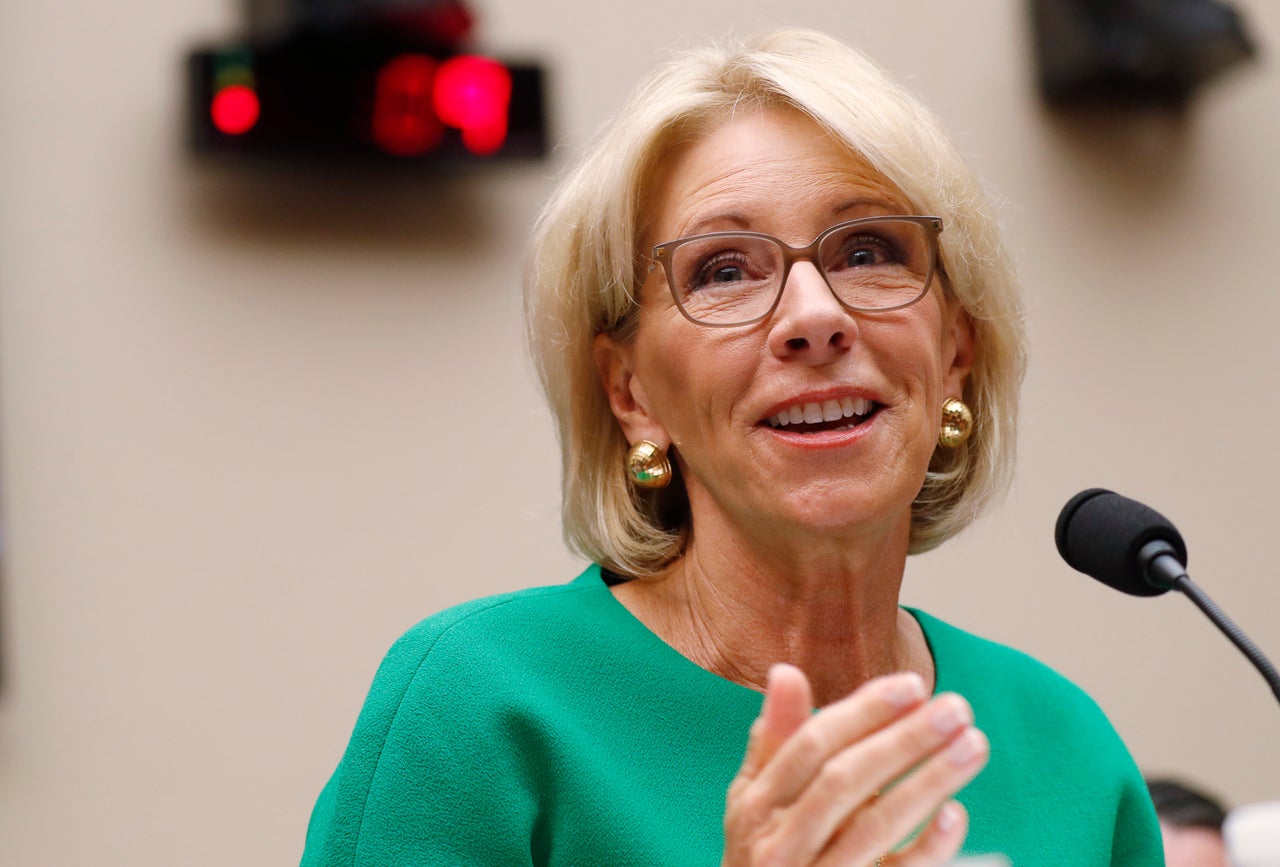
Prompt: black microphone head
<box><xmin>1055</xmin><ymin>488</ymin><xmax>1188</xmax><ymax>596</ymax></box>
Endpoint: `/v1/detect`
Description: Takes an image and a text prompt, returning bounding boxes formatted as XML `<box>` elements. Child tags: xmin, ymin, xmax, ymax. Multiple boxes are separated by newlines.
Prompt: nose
<box><xmin>766</xmin><ymin>260</ymin><xmax>857</xmax><ymax>363</ymax></box>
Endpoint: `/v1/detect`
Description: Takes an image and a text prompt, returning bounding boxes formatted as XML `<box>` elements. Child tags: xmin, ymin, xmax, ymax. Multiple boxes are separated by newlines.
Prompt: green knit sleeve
<box><xmin>1109</xmin><ymin>765</ymin><xmax>1166</xmax><ymax>865</ymax></box>
<box><xmin>300</xmin><ymin>601</ymin><xmax>539</xmax><ymax>866</ymax></box>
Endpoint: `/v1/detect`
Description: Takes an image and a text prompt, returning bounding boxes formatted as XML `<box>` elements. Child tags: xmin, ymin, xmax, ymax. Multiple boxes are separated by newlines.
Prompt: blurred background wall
<box><xmin>0</xmin><ymin>1</ymin><xmax>1275</xmax><ymax>863</ymax></box>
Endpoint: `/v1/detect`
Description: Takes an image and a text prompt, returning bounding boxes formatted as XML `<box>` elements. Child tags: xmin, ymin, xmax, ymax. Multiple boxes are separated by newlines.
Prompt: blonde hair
<box><xmin>525</xmin><ymin>28</ymin><xmax>1027</xmax><ymax>577</ymax></box>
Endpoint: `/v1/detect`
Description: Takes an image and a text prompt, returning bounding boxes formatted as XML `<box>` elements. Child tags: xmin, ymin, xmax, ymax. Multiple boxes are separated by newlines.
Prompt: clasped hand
<box><xmin>723</xmin><ymin>665</ymin><xmax>988</xmax><ymax>866</ymax></box>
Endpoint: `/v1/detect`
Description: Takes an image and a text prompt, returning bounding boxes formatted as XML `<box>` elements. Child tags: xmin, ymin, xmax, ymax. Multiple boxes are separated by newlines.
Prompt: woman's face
<box><xmin>596</xmin><ymin>107</ymin><xmax>973</xmax><ymax>549</ymax></box>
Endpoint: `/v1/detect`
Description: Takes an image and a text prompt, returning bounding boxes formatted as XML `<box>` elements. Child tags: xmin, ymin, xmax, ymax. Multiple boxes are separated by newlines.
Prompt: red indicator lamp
<box><xmin>372</xmin><ymin>53</ymin><xmax>512</xmax><ymax>157</ymax></box>
<box><xmin>189</xmin><ymin>36</ymin><xmax>545</xmax><ymax>162</ymax></box>
<box><xmin>210</xmin><ymin>84</ymin><xmax>260</xmax><ymax>135</ymax></box>
<box><xmin>434</xmin><ymin>55</ymin><xmax>512</xmax><ymax>155</ymax></box>
<box><xmin>373</xmin><ymin>54</ymin><xmax>444</xmax><ymax>156</ymax></box>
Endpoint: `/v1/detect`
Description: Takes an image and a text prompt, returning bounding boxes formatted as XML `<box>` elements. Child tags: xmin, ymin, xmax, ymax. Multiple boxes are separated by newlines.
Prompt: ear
<box><xmin>941</xmin><ymin>303</ymin><xmax>976</xmax><ymax>399</ymax></box>
<box><xmin>593</xmin><ymin>332</ymin><xmax>671</xmax><ymax>448</ymax></box>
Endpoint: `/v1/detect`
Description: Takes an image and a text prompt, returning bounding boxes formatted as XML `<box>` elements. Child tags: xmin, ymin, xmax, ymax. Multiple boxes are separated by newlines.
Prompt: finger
<box><xmin>737</xmin><ymin>664</ymin><xmax>813</xmax><ymax>782</ymax></box>
<box><xmin>752</xmin><ymin>672</ymin><xmax>928</xmax><ymax>806</ymax></box>
<box><xmin>725</xmin><ymin>665</ymin><xmax>816</xmax><ymax>857</ymax></box>
<box><xmin>816</xmin><ymin>724</ymin><xmax>988</xmax><ymax>866</ymax></box>
<box><xmin>888</xmin><ymin>801</ymin><xmax>968</xmax><ymax>867</ymax></box>
<box><xmin>771</xmin><ymin>694</ymin><xmax>981</xmax><ymax>863</ymax></box>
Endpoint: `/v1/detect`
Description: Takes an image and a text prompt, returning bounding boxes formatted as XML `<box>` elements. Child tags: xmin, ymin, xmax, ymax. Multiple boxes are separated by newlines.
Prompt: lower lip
<box><xmin>761</xmin><ymin>412</ymin><xmax>879</xmax><ymax>449</ymax></box>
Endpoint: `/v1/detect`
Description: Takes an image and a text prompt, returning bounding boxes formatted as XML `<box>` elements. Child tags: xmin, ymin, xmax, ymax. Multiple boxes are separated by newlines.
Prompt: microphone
<box><xmin>1055</xmin><ymin>488</ymin><xmax>1187</xmax><ymax>596</ymax></box>
<box><xmin>1056</xmin><ymin>489</ymin><xmax>1280</xmax><ymax>705</ymax></box>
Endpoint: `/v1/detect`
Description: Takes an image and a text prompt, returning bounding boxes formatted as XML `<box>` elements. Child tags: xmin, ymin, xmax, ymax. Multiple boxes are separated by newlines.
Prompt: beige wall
<box><xmin>1</xmin><ymin>1</ymin><xmax>1277</xmax><ymax>864</ymax></box>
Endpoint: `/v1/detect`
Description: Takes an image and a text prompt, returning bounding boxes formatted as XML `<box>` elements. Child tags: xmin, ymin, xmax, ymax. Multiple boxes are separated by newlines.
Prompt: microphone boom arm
<box><xmin>1141</xmin><ymin>541</ymin><xmax>1280</xmax><ymax>705</ymax></box>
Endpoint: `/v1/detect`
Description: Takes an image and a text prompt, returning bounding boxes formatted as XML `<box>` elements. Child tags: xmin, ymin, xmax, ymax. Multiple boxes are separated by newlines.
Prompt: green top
<box><xmin>302</xmin><ymin>565</ymin><xmax>1163</xmax><ymax>865</ymax></box>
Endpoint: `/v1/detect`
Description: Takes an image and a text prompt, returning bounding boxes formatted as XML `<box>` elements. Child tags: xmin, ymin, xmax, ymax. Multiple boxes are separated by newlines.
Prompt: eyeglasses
<box><xmin>649</xmin><ymin>215</ymin><xmax>944</xmax><ymax>327</ymax></box>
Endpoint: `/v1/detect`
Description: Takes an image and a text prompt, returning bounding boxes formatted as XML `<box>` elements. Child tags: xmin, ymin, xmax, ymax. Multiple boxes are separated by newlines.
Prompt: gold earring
<box><xmin>626</xmin><ymin>440</ymin><xmax>672</xmax><ymax>489</ymax></box>
<box><xmin>938</xmin><ymin>398</ymin><xmax>973</xmax><ymax>448</ymax></box>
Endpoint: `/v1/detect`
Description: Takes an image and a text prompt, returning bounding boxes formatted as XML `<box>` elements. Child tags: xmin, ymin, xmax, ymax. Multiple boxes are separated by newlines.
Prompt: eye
<box><xmin>839</xmin><ymin>234</ymin><xmax>897</xmax><ymax>269</ymax></box>
<box><xmin>689</xmin><ymin>252</ymin><xmax>753</xmax><ymax>289</ymax></box>
<box><xmin>670</xmin><ymin>235</ymin><xmax>778</xmax><ymax>299</ymax></box>
<box><xmin>846</xmin><ymin>248</ymin><xmax>880</xmax><ymax>267</ymax></box>
<box><xmin>708</xmin><ymin>262</ymin><xmax>744</xmax><ymax>283</ymax></box>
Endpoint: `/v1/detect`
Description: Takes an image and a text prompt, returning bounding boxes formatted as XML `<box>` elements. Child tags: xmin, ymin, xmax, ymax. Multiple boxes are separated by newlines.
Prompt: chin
<box><xmin>763</xmin><ymin>488</ymin><xmax>914</xmax><ymax>541</ymax></box>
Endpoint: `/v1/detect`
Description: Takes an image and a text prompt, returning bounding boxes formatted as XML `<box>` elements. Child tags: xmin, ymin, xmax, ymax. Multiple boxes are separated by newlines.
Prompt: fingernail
<box><xmin>936</xmin><ymin>801</ymin><xmax>962</xmax><ymax>833</ymax></box>
<box><xmin>947</xmin><ymin>728</ymin><xmax>985</xmax><ymax>766</ymax></box>
<box><xmin>884</xmin><ymin>672</ymin><xmax>926</xmax><ymax>708</ymax></box>
<box><xmin>760</xmin><ymin>664</ymin><xmax>793</xmax><ymax>718</ymax></box>
<box><xmin>763</xmin><ymin>662</ymin><xmax>786</xmax><ymax>686</ymax></box>
<box><xmin>929</xmin><ymin>695</ymin><xmax>972</xmax><ymax>734</ymax></box>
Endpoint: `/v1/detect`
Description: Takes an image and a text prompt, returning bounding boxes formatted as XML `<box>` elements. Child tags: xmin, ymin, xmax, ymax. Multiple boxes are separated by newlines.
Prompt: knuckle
<box><xmin>748</xmin><ymin>836</ymin><xmax>789</xmax><ymax>867</ymax></box>
<box><xmin>727</xmin><ymin>782</ymin><xmax>772</xmax><ymax>829</ymax></box>
<box><xmin>812</xmin><ymin>750</ymin><xmax>863</xmax><ymax>798</ymax></box>
<box><xmin>726</xmin><ymin>795</ymin><xmax>795</xmax><ymax>867</ymax></box>
<box><xmin>844</xmin><ymin>800</ymin><xmax>894</xmax><ymax>850</ymax></box>
<box><xmin>727</xmin><ymin>774</ymin><xmax>752</xmax><ymax>802</ymax></box>
<box><xmin>894</xmin><ymin>705</ymin><xmax>955</xmax><ymax>755</ymax></box>
<box><xmin>899</xmin><ymin>718</ymin><xmax>940</xmax><ymax>754</ymax></box>
<box><xmin>792</xmin><ymin>720</ymin><xmax>833</xmax><ymax>759</ymax></box>
<box><xmin>743</xmin><ymin>789</ymin><xmax>777</xmax><ymax>824</ymax></box>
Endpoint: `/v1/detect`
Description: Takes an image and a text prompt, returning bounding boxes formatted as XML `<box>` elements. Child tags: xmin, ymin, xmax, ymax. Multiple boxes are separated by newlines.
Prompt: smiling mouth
<box><xmin>765</xmin><ymin>397</ymin><xmax>881</xmax><ymax>433</ymax></box>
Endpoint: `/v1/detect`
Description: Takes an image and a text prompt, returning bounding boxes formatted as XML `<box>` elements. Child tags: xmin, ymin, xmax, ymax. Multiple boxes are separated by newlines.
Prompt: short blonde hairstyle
<box><xmin>526</xmin><ymin>28</ymin><xmax>1027</xmax><ymax>577</ymax></box>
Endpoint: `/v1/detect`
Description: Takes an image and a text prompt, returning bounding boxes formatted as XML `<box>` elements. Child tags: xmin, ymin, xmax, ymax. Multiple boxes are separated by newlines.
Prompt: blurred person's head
<box><xmin>1148</xmin><ymin>777</ymin><xmax>1228</xmax><ymax>867</ymax></box>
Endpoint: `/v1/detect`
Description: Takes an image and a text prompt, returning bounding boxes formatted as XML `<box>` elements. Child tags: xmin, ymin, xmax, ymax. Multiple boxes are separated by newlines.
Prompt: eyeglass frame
<box><xmin>646</xmin><ymin>214</ymin><xmax>945</xmax><ymax>328</ymax></box>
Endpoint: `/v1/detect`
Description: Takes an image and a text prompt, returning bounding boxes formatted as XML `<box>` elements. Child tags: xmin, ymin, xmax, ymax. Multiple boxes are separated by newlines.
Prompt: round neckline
<box><xmin>578</xmin><ymin>563</ymin><xmax>943</xmax><ymax>702</ymax></box>
<box><xmin>579</xmin><ymin>564</ymin><xmax>765</xmax><ymax>705</ymax></box>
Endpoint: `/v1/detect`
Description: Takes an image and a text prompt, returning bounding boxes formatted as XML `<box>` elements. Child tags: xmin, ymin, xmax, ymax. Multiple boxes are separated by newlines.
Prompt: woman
<box><xmin>302</xmin><ymin>29</ymin><xmax>1162</xmax><ymax>865</ymax></box>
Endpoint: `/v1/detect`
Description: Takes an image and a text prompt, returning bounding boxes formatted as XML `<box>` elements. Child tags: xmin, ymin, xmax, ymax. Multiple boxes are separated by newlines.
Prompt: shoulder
<box><xmin>301</xmin><ymin>567</ymin><xmax>611</xmax><ymax>864</ymax></box>
<box><xmin>333</xmin><ymin>565</ymin><xmax>612</xmax><ymax>772</ymax></box>
<box><xmin>910</xmin><ymin>608</ymin><xmax>1131</xmax><ymax>750</ymax></box>
<box><xmin>388</xmin><ymin>570</ymin><xmax>600</xmax><ymax>659</ymax></box>
<box><xmin>910</xmin><ymin>610</ymin><xmax>1163</xmax><ymax>863</ymax></box>
<box><xmin>369</xmin><ymin>566</ymin><xmax>612</xmax><ymax>703</ymax></box>
<box><xmin>912</xmin><ymin>608</ymin><xmax>1095</xmax><ymax>701</ymax></box>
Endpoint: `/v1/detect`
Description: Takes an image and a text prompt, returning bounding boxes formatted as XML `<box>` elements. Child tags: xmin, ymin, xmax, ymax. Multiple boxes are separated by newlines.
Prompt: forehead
<box><xmin>644</xmin><ymin>106</ymin><xmax>911</xmax><ymax>245</ymax></box>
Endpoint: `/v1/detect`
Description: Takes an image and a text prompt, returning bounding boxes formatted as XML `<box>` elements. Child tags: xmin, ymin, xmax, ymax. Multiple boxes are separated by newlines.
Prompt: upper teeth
<box><xmin>768</xmin><ymin>397</ymin><xmax>872</xmax><ymax>427</ymax></box>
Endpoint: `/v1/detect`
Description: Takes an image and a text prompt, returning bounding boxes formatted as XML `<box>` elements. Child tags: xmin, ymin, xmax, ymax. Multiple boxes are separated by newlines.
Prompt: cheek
<box><xmin>880</xmin><ymin>309</ymin><xmax>951</xmax><ymax>395</ymax></box>
<box><xmin>635</xmin><ymin>322</ymin><xmax>756</xmax><ymax>433</ymax></box>
<box><xmin>628</xmin><ymin>323</ymin><xmax>697</xmax><ymax>433</ymax></box>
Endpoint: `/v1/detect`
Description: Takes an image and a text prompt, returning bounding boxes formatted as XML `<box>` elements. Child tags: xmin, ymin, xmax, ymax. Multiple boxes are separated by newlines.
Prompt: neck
<box><xmin>611</xmin><ymin>520</ymin><xmax>934</xmax><ymax>707</ymax></box>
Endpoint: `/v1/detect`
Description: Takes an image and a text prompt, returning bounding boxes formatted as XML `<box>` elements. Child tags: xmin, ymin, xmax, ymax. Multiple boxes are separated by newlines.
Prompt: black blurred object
<box><xmin>187</xmin><ymin>1</ymin><xmax>548</xmax><ymax>165</ymax></box>
<box><xmin>1031</xmin><ymin>0</ymin><xmax>1256</xmax><ymax>105</ymax></box>
<box><xmin>1147</xmin><ymin>777</ymin><xmax>1228</xmax><ymax>830</ymax></box>
<box><xmin>242</xmin><ymin>0</ymin><xmax>476</xmax><ymax>42</ymax></box>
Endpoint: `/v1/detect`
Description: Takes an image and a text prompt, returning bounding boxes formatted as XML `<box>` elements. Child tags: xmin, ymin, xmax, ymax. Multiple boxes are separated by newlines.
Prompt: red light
<box><xmin>373</xmin><ymin>54</ymin><xmax>444</xmax><ymax>156</ymax></box>
<box><xmin>210</xmin><ymin>85</ymin><xmax>260</xmax><ymax>135</ymax></box>
<box><xmin>434</xmin><ymin>56</ymin><xmax>512</xmax><ymax>155</ymax></box>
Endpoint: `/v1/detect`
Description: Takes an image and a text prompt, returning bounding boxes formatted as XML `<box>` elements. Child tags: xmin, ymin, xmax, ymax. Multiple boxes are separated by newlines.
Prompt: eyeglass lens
<box><xmin>665</xmin><ymin>218</ymin><xmax>934</xmax><ymax>325</ymax></box>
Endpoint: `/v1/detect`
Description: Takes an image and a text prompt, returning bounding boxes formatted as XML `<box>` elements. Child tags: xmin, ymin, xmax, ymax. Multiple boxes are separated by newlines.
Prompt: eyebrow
<box><xmin>830</xmin><ymin>196</ymin><xmax>909</xmax><ymax>217</ymax></box>
<box><xmin>671</xmin><ymin>196</ymin><xmax>909</xmax><ymax>241</ymax></box>
<box><xmin>676</xmin><ymin>212</ymin><xmax>752</xmax><ymax>238</ymax></box>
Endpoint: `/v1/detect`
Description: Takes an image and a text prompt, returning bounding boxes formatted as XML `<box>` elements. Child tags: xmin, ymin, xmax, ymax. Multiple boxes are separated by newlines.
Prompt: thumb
<box><xmin>739</xmin><ymin>663</ymin><xmax>813</xmax><ymax>781</ymax></box>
